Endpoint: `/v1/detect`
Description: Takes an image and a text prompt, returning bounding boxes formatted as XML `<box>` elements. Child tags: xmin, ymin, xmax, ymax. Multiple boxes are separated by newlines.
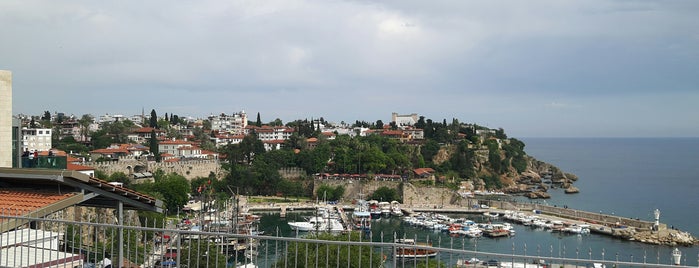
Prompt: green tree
<box><xmin>375</xmin><ymin>119</ymin><xmax>384</xmax><ymax>129</ymax></box>
<box><xmin>256</xmin><ymin>112</ymin><xmax>262</xmax><ymax>127</ymax></box>
<box><xmin>149</xmin><ymin>109</ymin><xmax>158</xmax><ymax>128</ymax></box>
<box><xmin>153</xmin><ymin>172</ymin><xmax>190</xmax><ymax>213</ymax></box>
<box><xmin>370</xmin><ymin>186</ymin><xmax>401</xmax><ymax>202</ymax></box>
<box><xmin>276</xmin><ymin>232</ymin><xmax>383</xmax><ymax>268</ymax></box>
<box><xmin>150</xmin><ymin>130</ymin><xmax>160</xmax><ymax>162</ymax></box>
<box><xmin>78</xmin><ymin>114</ymin><xmax>93</xmax><ymax>142</ymax></box>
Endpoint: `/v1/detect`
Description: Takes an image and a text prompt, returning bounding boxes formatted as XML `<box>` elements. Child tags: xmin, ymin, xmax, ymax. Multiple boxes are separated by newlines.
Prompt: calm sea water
<box><xmin>256</xmin><ymin>138</ymin><xmax>699</xmax><ymax>266</ymax></box>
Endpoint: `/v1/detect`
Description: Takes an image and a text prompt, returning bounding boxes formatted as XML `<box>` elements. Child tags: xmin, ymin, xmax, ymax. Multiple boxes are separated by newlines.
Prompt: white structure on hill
<box><xmin>391</xmin><ymin>112</ymin><xmax>418</xmax><ymax>127</ymax></box>
<box><xmin>209</xmin><ymin>111</ymin><xmax>248</xmax><ymax>134</ymax></box>
<box><xmin>0</xmin><ymin>70</ymin><xmax>12</xmax><ymax>167</ymax></box>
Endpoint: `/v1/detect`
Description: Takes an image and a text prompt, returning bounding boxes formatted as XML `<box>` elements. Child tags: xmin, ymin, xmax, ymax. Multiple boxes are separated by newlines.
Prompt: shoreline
<box><xmin>242</xmin><ymin>197</ymin><xmax>697</xmax><ymax>247</ymax></box>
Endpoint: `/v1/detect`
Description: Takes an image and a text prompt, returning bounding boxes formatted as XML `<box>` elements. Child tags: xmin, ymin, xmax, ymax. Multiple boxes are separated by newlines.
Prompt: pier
<box><xmin>244</xmin><ymin>196</ymin><xmax>696</xmax><ymax>246</ymax></box>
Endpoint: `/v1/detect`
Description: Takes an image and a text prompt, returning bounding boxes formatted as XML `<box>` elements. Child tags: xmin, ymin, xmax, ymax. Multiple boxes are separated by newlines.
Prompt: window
<box><xmin>39</xmin><ymin>131</ymin><xmax>43</xmax><ymax>134</ymax></box>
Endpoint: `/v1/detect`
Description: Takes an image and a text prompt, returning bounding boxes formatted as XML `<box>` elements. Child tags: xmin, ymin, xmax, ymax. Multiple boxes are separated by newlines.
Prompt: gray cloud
<box><xmin>1</xmin><ymin>0</ymin><xmax>698</xmax><ymax>137</ymax></box>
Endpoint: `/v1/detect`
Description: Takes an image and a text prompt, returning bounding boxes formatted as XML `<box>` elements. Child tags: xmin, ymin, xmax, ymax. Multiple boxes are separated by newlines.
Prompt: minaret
<box><xmin>654</xmin><ymin>209</ymin><xmax>660</xmax><ymax>231</ymax></box>
<box><xmin>0</xmin><ymin>70</ymin><xmax>12</xmax><ymax>168</ymax></box>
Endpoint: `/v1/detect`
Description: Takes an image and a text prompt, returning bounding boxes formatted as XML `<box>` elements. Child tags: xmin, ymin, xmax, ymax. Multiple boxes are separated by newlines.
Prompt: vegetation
<box><xmin>370</xmin><ymin>186</ymin><xmax>401</xmax><ymax>203</ymax></box>
<box><xmin>37</xmin><ymin>110</ymin><xmax>529</xmax><ymax>205</ymax></box>
<box><xmin>275</xmin><ymin>231</ymin><xmax>383</xmax><ymax>268</ymax></box>
<box><xmin>315</xmin><ymin>184</ymin><xmax>345</xmax><ymax>201</ymax></box>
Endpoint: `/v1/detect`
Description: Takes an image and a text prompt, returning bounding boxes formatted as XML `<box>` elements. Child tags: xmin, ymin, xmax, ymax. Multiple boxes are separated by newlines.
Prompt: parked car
<box><xmin>485</xmin><ymin>259</ymin><xmax>500</xmax><ymax>267</ymax></box>
<box><xmin>163</xmin><ymin>248</ymin><xmax>178</xmax><ymax>259</ymax></box>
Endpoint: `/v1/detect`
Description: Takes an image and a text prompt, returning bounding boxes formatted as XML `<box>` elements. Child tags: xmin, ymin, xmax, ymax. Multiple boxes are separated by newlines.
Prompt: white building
<box><xmin>246</xmin><ymin>125</ymin><xmax>294</xmax><ymax>141</ymax></box>
<box><xmin>22</xmin><ymin>128</ymin><xmax>52</xmax><ymax>152</ymax></box>
<box><xmin>391</xmin><ymin>112</ymin><xmax>418</xmax><ymax>127</ymax></box>
<box><xmin>0</xmin><ymin>70</ymin><xmax>11</xmax><ymax>167</ymax></box>
<box><xmin>208</xmin><ymin>111</ymin><xmax>248</xmax><ymax>134</ymax></box>
<box><xmin>158</xmin><ymin>139</ymin><xmax>208</xmax><ymax>159</ymax></box>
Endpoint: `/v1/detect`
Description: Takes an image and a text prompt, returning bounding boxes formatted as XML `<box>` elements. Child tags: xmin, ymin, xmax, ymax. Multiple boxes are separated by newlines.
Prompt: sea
<box><xmin>255</xmin><ymin>138</ymin><xmax>699</xmax><ymax>266</ymax></box>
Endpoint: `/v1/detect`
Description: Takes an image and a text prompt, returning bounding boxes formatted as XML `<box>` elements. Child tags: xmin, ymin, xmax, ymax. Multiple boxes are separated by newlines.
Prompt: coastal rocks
<box><xmin>564</xmin><ymin>186</ymin><xmax>580</xmax><ymax>194</ymax></box>
<box><xmin>631</xmin><ymin>229</ymin><xmax>698</xmax><ymax>246</ymax></box>
<box><xmin>525</xmin><ymin>191</ymin><xmax>551</xmax><ymax>199</ymax></box>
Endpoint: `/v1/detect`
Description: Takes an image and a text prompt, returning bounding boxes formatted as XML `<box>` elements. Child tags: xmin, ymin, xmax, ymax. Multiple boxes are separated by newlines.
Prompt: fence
<box><xmin>0</xmin><ymin>212</ymin><xmax>695</xmax><ymax>268</ymax></box>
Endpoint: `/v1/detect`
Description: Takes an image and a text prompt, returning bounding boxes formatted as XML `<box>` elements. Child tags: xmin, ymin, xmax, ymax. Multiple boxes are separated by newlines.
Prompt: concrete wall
<box><xmin>0</xmin><ymin>71</ymin><xmax>11</xmax><ymax>168</ymax></box>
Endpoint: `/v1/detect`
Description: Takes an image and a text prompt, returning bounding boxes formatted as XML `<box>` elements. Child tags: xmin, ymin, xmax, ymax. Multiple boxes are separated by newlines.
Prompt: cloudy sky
<box><xmin>2</xmin><ymin>1</ymin><xmax>698</xmax><ymax>137</ymax></box>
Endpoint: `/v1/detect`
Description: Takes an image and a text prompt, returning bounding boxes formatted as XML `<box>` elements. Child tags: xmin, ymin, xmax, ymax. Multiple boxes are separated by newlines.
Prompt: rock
<box><xmin>565</xmin><ymin>186</ymin><xmax>580</xmax><ymax>194</ymax></box>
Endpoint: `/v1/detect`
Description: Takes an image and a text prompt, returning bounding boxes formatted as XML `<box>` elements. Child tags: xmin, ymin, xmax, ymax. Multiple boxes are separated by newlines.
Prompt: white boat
<box><xmin>390</xmin><ymin>201</ymin><xmax>403</xmax><ymax>217</ymax></box>
<box><xmin>352</xmin><ymin>199</ymin><xmax>372</xmax><ymax>231</ymax></box>
<box><xmin>379</xmin><ymin>201</ymin><xmax>391</xmax><ymax>217</ymax></box>
<box><xmin>288</xmin><ymin>216</ymin><xmax>344</xmax><ymax>232</ymax></box>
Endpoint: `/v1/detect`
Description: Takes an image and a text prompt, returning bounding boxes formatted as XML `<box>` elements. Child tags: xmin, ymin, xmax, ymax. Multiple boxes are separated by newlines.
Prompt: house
<box><xmin>208</xmin><ymin>111</ymin><xmax>248</xmax><ymax>134</ymax></box>
<box><xmin>246</xmin><ymin>125</ymin><xmax>294</xmax><ymax>141</ymax></box>
<box><xmin>90</xmin><ymin>144</ymin><xmax>149</xmax><ymax>160</ymax></box>
<box><xmin>413</xmin><ymin>168</ymin><xmax>436</xmax><ymax>179</ymax></box>
<box><xmin>130</xmin><ymin>127</ymin><xmax>166</xmax><ymax>144</ymax></box>
<box><xmin>159</xmin><ymin>139</ymin><xmax>211</xmax><ymax>159</ymax></box>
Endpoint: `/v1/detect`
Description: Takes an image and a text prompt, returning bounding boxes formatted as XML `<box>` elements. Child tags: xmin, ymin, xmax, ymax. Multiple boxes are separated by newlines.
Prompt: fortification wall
<box><xmin>83</xmin><ymin>156</ymin><xmax>222</xmax><ymax>180</ymax></box>
<box><xmin>279</xmin><ymin>167</ymin><xmax>307</xmax><ymax>179</ymax></box>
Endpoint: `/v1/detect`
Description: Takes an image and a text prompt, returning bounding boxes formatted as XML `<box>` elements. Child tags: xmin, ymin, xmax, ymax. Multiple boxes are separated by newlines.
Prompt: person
<box><xmin>22</xmin><ymin>149</ymin><xmax>29</xmax><ymax>167</ymax></box>
<box><xmin>48</xmin><ymin>150</ymin><xmax>55</xmax><ymax>166</ymax></box>
<box><xmin>33</xmin><ymin>150</ymin><xmax>39</xmax><ymax>167</ymax></box>
<box><xmin>27</xmin><ymin>150</ymin><xmax>35</xmax><ymax>167</ymax></box>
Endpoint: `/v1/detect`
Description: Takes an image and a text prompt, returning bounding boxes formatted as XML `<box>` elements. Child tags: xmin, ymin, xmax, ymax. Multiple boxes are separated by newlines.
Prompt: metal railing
<box><xmin>0</xmin><ymin>212</ymin><xmax>695</xmax><ymax>268</ymax></box>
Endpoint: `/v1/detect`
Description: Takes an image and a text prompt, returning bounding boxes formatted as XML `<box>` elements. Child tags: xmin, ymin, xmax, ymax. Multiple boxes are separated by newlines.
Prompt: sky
<box><xmin>1</xmin><ymin>0</ymin><xmax>698</xmax><ymax>138</ymax></box>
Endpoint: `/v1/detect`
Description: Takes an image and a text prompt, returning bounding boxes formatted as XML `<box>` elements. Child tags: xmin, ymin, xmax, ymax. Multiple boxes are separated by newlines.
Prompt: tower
<box><xmin>0</xmin><ymin>70</ymin><xmax>12</xmax><ymax>168</ymax></box>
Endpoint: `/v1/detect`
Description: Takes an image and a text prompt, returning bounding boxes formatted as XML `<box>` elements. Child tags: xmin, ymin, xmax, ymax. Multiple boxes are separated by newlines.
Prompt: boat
<box><xmin>390</xmin><ymin>201</ymin><xmax>403</xmax><ymax>217</ymax></box>
<box><xmin>378</xmin><ymin>201</ymin><xmax>391</xmax><ymax>217</ymax></box>
<box><xmin>288</xmin><ymin>216</ymin><xmax>344</xmax><ymax>232</ymax></box>
<box><xmin>394</xmin><ymin>238</ymin><xmax>438</xmax><ymax>258</ymax></box>
<box><xmin>352</xmin><ymin>199</ymin><xmax>372</xmax><ymax>231</ymax></box>
<box><xmin>368</xmin><ymin>200</ymin><xmax>382</xmax><ymax>219</ymax></box>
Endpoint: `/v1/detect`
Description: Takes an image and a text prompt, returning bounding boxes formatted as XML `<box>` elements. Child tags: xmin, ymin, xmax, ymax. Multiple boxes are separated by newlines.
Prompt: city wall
<box><xmin>83</xmin><ymin>156</ymin><xmax>222</xmax><ymax>180</ymax></box>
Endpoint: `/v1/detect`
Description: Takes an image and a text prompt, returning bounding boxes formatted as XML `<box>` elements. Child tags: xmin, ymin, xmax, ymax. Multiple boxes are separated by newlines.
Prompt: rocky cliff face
<box><xmin>501</xmin><ymin>156</ymin><xmax>579</xmax><ymax>198</ymax></box>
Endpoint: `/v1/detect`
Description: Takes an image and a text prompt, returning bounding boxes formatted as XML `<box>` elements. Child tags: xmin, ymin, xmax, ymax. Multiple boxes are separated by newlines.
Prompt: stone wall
<box><xmin>83</xmin><ymin>156</ymin><xmax>222</xmax><ymax>180</ymax></box>
<box><xmin>514</xmin><ymin>203</ymin><xmax>662</xmax><ymax>230</ymax></box>
<box><xmin>279</xmin><ymin>167</ymin><xmax>307</xmax><ymax>179</ymax></box>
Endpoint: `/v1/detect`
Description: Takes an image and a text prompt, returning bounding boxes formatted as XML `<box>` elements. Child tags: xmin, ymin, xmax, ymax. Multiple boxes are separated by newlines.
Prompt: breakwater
<box><xmin>244</xmin><ymin>196</ymin><xmax>696</xmax><ymax>246</ymax></box>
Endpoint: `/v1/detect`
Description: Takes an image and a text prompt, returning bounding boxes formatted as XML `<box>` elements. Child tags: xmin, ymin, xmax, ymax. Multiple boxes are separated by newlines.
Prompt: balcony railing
<box><xmin>0</xmin><ymin>211</ymin><xmax>695</xmax><ymax>268</ymax></box>
<box><xmin>20</xmin><ymin>156</ymin><xmax>68</xmax><ymax>169</ymax></box>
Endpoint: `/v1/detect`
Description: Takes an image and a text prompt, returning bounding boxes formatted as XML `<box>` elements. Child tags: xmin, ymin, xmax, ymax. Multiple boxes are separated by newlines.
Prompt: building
<box><xmin>391</xmin><ymin>112</ymin><xmax>418</xmax><ymax>127</ymax></box>
<box><xmin>0</xmin><ymin>70</ymin><xmax>11</xmax><ymax>168</ymax></box>
<box><xmin>208</xmin><ymin>111</ymin><xmax>247</xmax><ymax>134</ymax></box>
<box><xmin>21</xmin><ymin>128</ymin><xmax>53</xmax><ymax>152</ymax></box>
<box><xmin>12</xmin><ymin>118</ymin><xmax>21</xmax><ymax>168</ymax></box>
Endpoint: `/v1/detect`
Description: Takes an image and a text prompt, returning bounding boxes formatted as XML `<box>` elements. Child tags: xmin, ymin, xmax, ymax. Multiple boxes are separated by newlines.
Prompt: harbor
<box><xmin>243</xmin><ymin>195</ymin><xmax>697</xmax><ymax>247</ymax></box>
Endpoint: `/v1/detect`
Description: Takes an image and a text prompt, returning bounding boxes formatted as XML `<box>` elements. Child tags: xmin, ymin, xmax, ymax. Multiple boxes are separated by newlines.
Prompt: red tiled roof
<box><xmin>0</xmin><ymin>190</ymin><xmax>77</xmax><ymax>217</ymax></box>
<box><xmin>91</xmin><ymin>148</ymin><xmax>129</xmax><ymax>154</ymax></box>
<box><xmin>67</xmin><ymin>163</ymin><xmax>95</xmax><ymax>171</ymax></box>
<box><xmin>413</xmin><ymin>168</ymin><xmax>435</xmax><ymax>176</ymax></box>
<box><xmin>134</xmin><ymin>127</ymin><xmax>164</xmax><ymax>133</ymax></box>
<box><xmin>307</xmin><ymin>137</ymin><xmax>318</xmax><ymax>143</ymax></box>
<box><xmin>160</xmin><ymin>140</ymin><xmax>193</xmax><ymax>145</ymax></box>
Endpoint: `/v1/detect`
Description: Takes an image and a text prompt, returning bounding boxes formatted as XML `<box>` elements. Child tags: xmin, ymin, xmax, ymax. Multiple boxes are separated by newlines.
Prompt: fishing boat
<box><xmin>394</xmin><ymin>239</ymin><xmax>438</xmax><ymax>258</ymax></box>
<box><xmin>352</xmin><ymin>199</ymin><xmax>372</xmax><ymax>231</ymax></box>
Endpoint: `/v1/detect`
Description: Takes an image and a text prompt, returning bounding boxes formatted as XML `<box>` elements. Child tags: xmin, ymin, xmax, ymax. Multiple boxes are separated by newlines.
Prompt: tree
<box><xmin>375</xmin><ymin>120</ymin><xmax>384</xmax><ymax>129</ymax></box>
<box><xmin>150</xmin><ymin>130</ymin><xmax>160</xmax><ymax>162</ymax></box>
<box><xmin>276</xmin><ymin>232</ymin><xmax>383</xmax><ymax>268</ymax></box>
<box><xmin>78</xmin><ymin>114</ymin><xmax>93</xmax><ymax>142</ymax></box>
<box><xmin>256</xmin><ymin>112</ymin><xmax>262</xmax><ymax>127</ymax></box>
<box><xmin>154</xmin><ymin>172</ymin><xmax>190</xmax><ymax>213</ymax></box>
<box><xmin>149</xmin><ymin>109</ymin><xmax>158</xmax><ymax>128</ymax></box>
<box><xmin>371</xmin><ymin>186</ymin><xmax>401</xmax><ymax>202</ymax></box>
